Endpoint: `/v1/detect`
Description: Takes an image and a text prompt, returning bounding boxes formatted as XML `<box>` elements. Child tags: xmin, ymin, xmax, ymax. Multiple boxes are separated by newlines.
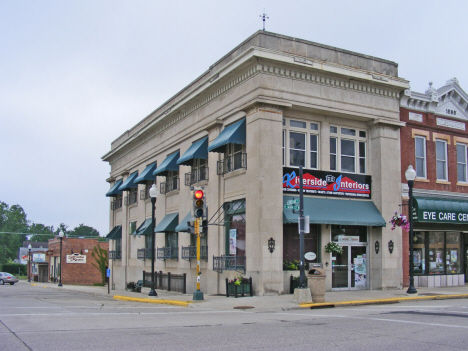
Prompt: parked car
<box><xmin>0</xmin><ymin>272</ymin><xmax>19</xmax><ymax>285</ymax></box>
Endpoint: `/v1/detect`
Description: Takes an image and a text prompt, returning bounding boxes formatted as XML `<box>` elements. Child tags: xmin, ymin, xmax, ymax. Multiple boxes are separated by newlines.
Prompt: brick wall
<box><xmin>48</xmin><ymin>238</ymin><xmax>109</xmax><ymax>285</ymax></box>
<box><xmin>400</xmin><ymin>107</ymin><xmax>468</xmax><ymax>286</ymax></box>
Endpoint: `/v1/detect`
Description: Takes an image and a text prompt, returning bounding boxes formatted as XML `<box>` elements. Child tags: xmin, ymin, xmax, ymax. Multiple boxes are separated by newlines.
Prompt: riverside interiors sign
<box><xmin>282</xmin><ymin>168</ymin><xmax>372</xmax><ymax>199</ymax></box>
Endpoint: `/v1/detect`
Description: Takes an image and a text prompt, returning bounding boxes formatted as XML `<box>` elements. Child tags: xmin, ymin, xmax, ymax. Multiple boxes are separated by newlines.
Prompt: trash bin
<box><xmin>307</xmin><ymin>268</ymin><xmax>326</xmax><ymax>303</ymax></box>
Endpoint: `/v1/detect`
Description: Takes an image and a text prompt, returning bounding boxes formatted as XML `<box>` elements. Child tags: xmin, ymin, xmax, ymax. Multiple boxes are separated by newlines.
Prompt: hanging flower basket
<box><xmin>324</xmin><ymin>242</ymin><xmax>343</xmax><ymax>255</ymax></box>
<box><xmin>389</xmin><ymin>212</ymin><xmax>410</xmax><ymax>231</ymax></box>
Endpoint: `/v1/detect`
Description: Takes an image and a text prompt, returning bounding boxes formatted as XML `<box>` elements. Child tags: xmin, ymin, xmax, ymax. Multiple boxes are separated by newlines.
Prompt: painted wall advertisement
<box><xmin>283</xmin><ymin>168</ymin><xmax>372</xmax><ymax>199</ymax></box>
<box><xmin>66</xmin><ymin>254</ymin><xmax>87</xmax><ymax>264</ymax></box>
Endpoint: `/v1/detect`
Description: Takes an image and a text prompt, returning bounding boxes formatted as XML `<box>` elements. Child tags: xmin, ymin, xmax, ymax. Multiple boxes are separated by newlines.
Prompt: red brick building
<box><xmin>400</xmin><ymin>78</ymin><xmax>468</xmax><ymax>288</ymax></box>
<box><xmin>48</xmin><ymin>237</ymin><xmax>109</xmax><ymax>285</ymax></box>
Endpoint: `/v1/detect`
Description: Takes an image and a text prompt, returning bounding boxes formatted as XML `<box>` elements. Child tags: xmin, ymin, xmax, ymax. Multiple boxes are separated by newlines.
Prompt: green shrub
<box><xmin>1</xmin><ymin>263</ymin><xmax>27</xmax><ymax>276</ymax></box>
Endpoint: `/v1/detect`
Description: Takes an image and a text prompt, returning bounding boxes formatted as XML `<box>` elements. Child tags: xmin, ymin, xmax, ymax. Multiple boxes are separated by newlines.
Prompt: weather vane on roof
<box><xmin>259</xmin><ymin>9</ymin><xmax>269</xmax><ymax>31</ymax></box>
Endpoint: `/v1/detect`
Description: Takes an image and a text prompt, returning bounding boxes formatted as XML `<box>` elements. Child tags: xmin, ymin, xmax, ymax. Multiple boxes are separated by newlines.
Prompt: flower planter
<box><xmin>225</xmin><ymin>277</ymin><xmax>253</xmax><ymax>298</ymax></box>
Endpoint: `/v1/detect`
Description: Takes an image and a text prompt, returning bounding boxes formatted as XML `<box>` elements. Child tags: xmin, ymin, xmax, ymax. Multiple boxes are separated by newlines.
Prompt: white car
<box><xmin>0</xmin><ymin>272</ymin><xmax>19</xmax><ymax>285</ymax></box>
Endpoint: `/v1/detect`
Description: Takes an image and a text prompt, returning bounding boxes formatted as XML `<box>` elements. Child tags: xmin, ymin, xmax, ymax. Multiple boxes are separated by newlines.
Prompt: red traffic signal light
<box><xmin>194</xmin><ymin>190</ymin><xmax>204</xmax><ymax>200</ymax></box>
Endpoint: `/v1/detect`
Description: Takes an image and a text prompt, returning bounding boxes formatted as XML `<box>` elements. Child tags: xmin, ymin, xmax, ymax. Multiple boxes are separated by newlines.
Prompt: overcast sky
<box><xmin>1</xmin><ymin>1</ymin><xmax>467</xmax><ymax>236</ymax></box>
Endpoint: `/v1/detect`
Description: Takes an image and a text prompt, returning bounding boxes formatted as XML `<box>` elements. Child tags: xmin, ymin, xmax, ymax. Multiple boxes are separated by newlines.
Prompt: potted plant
<box><xmin>389</xmin><ymin>212</ymin><xmax>410</xmax><ymax>231</ymax></box>
<box><xmin>324</xmin><ymin>241</ymin><xmax>343</xmax><ymax>255</ymax></box>
<box><xmin>225</xmin><ymin>275</ymin><xmax>253</xmax><ymax>298</ymax></box>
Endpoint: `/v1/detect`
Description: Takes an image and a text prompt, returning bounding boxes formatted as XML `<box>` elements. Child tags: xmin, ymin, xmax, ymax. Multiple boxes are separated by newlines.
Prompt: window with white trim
<box><xmin>284</xmin><ymin>118</ymin><xmax>319</xmax><ymax>169</ymax></box>
<box><xmin>436</xmin><ymin>139</ymin><xmax>448</xmax><ymax>181</ymax></box>
<box><xmin>329</xmin><ymin>126</ymin><xmax>367</xmax><ymax>174</ymax></box>
<box><xmin>457</xmin><ymin>143</ymin><xmax>467</xmax><ymax>183</ymax></box>
<box><xmin>415</xmin><ymin>136</ymin><xmax>426</xmax><ymax>178</ymax></box>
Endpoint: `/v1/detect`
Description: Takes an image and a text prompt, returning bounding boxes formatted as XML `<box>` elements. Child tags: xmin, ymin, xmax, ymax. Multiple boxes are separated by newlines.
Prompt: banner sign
<box><xmin>282</xmin><ymin>168</ymin><xmax>372</xmax><ymax>199</ymax></box>
<box><xmin>33</xmin><ymin>253</ymin><xmax>46</xmax><ymax>262</ymax></box>
<box><xmin>414</xmin><ymin>207</ymin><xmax>468</xmax><ymax>224</ymax></box>
<box><xmin>66</xmin><ymin>254</ymin><xmax>87</xmax><ymax>264</ymax></box>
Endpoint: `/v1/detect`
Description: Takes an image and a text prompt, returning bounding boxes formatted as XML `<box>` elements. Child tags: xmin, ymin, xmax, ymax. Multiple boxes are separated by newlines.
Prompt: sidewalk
<box><xmin>29</xmin><ymin>281</ymin><xmax>468</xmax><ymax>311</ymax></box>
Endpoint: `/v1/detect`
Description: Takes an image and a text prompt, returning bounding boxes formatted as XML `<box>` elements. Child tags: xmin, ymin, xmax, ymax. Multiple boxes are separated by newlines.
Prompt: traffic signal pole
<box><xmin>193</xmin><ymin>218</ymin><xmax>204</xmax><ymax>300</ymax></box>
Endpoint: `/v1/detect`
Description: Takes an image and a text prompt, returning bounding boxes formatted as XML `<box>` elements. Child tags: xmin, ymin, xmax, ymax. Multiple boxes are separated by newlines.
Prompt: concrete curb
<box><xmin>113</xmin><ymin>295</ymin><xmax>192</xmax><ymax>307</ymax></box>
<box><xmin>299</xmin><ymin>294</ymin><xmax>468</xmax><ymax>309</ymax></box>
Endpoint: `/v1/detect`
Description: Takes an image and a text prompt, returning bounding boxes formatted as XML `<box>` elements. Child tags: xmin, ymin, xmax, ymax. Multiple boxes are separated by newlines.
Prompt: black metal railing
<box><xmin>217</xmin><ymin>153</ymin><xmax>247</xmax><ymax>175</ymax></box>
<box><xmin>184</xmin><ymin>166</ymin><xmax>209</xmax><ymax>186</ymax></box>
<box><xmin>142</xmin><ymin>270</ymin><xmax>186</xmax><ymax>294</ymax></box>
<box><xmin>157</xmin><ymin>247</ymin><xmax>178</xmax><ymax>260</ymax></box>
<box><xmin>137</xmin><ymin>248</ymin><xmax>154</xmax><ymax>260</ymax></box>
<box><xmin>181</xmin><ymin>246</ymin><xmax>208</xmax><ymax>260</ymax></box>
<box><xmin>160</xmin><ymin>177</ymin><xmax>179</xmax><ymax>194</ymax></box>
<box><xmin>111</xmin><ymin>198</ymin><xmax>123</xmax><ymax>210</ymax></box>
<box><xmin>124</xmin><ymin>192</ymin><xmax>138</xmax><ymax>206</ymax></box>
<box><xmin>213</xmin><ymin>255</ymin><xmax>246</xmax><ymax>273</ymax></box>
<box><xmin>109</xmin><ymin>250</ymin><xmax>122</xmax><ymax>260</ymax></box>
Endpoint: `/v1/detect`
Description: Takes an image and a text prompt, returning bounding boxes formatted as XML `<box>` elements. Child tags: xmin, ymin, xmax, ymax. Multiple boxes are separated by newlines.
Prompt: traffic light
<box><xmin>191</xmin><ymin>186</ymin><xmax>206</xmax><ymax>219</ymax></box>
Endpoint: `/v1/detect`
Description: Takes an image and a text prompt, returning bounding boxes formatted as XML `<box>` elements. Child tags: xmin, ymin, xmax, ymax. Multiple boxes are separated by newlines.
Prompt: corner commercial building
<box><xmin>103</xmin><ymin>31</ymin><xmax>409</xmax><ymax>295</ymax></box>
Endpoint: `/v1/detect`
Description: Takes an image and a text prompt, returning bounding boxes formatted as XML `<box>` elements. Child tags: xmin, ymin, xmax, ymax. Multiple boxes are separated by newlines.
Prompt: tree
<box><xmin>91</xmin><ymin>244</ymin><xmax>108</xmax><ymax>285</ymax></box>
<box><xmin>0</xmin><ymin>202</ymin><xmax>29</xmax><ymax>265</ymax></box>
<box><xmin>29</xmin><ymin>223</ymin><xmax>55</xmax><ymax>242</ymax></box>
<box><xmin>69</xmin><ymin>224</ymin><xmax>100</xmax><ymax>238</ymax></box>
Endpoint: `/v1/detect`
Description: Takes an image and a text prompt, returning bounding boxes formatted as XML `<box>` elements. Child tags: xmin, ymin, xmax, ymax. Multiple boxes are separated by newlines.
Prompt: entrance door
<box><xmin>465</xmin><ymin>245</ymin><xmax>468</xmax><ymax>283</ymax></box>
<box><xmin>332</xmin><ymin>245</ymin><xmax>367</xmax><ymax>290</ymax></box>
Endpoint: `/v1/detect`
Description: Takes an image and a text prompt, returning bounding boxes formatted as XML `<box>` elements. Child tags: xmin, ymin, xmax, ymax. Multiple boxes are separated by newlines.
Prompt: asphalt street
<box><xmin>1</xmin><ymin>283</ymin><xmax>468</xmax><ymax>351</ymax></box>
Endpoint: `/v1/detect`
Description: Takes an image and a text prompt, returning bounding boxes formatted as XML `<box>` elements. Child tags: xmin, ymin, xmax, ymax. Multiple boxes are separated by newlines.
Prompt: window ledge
<box><xmin>456</xmin><ymin>182</ymin><xmax>468</xmax><ymax>187</ymax></box>
<box><xmin>192</xmin><ymin>180</ymin><xmax>209</xmax><ymax>187</ymax></box>
<box><xmin>415</xmin><ymin>178</ymin><xmax>430</xmax><ymax>183</ymax></box>
<box><xmin>435</xmin><ymin>180</ymin><xmax>451</xmax><ymax>185</ymax></box>
<box><xmin>114</xmin><ymin>208</ymin><xmax>123</xmax><ymax>213</ymax></box>
<box><xmin>224</xmin><ymin>168</ymin><xmax>246</xmax><ymax>179</ymax></box>
<box><xmin>165</xmin><ymin>189</ymin><xmax>180</xmax><ymax>196</ymax></box>
<box><xmin>128</xmin><ymin>203</ymin><xmax>138</xmax><ymax>209</ymax></box>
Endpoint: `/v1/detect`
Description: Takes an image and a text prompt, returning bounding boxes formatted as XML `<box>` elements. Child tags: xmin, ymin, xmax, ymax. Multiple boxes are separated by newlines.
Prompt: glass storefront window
<box><xmin>446</xmin><ymin>233</ymin><xmax>461</xmax><ymax>274</ymax></box>
<box><xmin>413</xmin><ymin>232</ymin><xmax>425</xmax><ymax>275</ymax></box>
<box><xmin>429</xmin><ymin>232</ymin><xmax>445</xmax><ymax>274</ymax></box>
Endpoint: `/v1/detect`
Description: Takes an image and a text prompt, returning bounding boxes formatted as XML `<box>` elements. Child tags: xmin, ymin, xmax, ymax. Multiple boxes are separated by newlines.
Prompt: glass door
<box><xmin>332</xmin><ymin>245</ymin><xmax>367</xmax><ymax>290</ymax></box>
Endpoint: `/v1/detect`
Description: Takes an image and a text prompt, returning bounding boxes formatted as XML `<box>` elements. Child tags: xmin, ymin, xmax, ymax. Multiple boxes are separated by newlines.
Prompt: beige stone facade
<box><xmin>103</xmin><ymin>31</ymin><xmax>409</xmax><ymax>295</ymax></box>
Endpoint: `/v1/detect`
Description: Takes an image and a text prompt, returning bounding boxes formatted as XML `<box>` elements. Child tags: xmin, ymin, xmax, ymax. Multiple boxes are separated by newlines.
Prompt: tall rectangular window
<box><xmin>341</xmin><ymin>139</ymin><xmax>356</xmax><ymax>173</ymax></box>
<box><xmin>129</xmin><ymin>222</ymin><xmax>137</xmax><ymax>235</ymax></box>
<box><xmin>457</xmin><ymin>143</ymin><xmax>467</xmax><ymax>183</ymax></box>
<box><xmin>436</xmin><ymin>139</ymin><xmax>448</xmax><ymax>180</ymax></box>
<box><xmin>310</xmin><ymin>135</ymin><xmax>318</xmax><ymax>169</ymax></box>
<box><xmin>415</xmin><ymin>136</ymin><xmax>426</xmax><ymax>178</ymax></box>
<box><xmin>330</xmin><ymin>137</ymin><xmax>337</xmax><ymax>171</ymax></box>
<box><xmin>282</xmin><ymin>130</ymin><xmax>285</xmax><ymax>166</ymax></box>
<box><xmin>359</xmin><ymin>142</ymin><xmax>366</xmax><ymax>174</ymax></box>
<box><xmin>289</xmin><ymin>132</ymin><xmax>305</xmax><ymax>167</ymax></box>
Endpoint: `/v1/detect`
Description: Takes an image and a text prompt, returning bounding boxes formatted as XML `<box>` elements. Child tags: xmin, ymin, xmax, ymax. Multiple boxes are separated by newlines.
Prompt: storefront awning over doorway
<box><xmin>413</xmin><ymin>196</ymin><xmax>468</xmax><ymax>224</ymax></box>
<box><xmin>154</xmin><ymin>213</ymin><xmax>179</xmax><ymax>233</ymax></box>
<box><xmin>106</xmin><ymin>225</ymin><xmax>122</xmax><ymax>240</ymax></box>
<box><xmin>283</xmin><ymin>196</ymin><xmax>386</xmax><ymax>227</ymax></box>
<box><xmin>208</xmin><ymin>118</ymin><xmax>246</xmax><ymax>153</ymax></box>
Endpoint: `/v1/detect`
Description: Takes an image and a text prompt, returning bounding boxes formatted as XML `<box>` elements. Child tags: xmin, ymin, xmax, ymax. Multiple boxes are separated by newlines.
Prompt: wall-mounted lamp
<box><xmin>268</xmin><ymin>238</ymin><xmax>275</xmax><ymax>253</ymax></box>
<box><xmin>388</xmin><ymin>240</ymin><xmax>394</xmax><ymax>254</ymax></box>
<box><xmin>325</xmin><ymin>261</ymin><xmax>329</xmax><ymax>267</ymax></box>
<box><xmin>375</xmin><ymin>241</ymin><xmax>380</xmax><ymax>255</ymax></box>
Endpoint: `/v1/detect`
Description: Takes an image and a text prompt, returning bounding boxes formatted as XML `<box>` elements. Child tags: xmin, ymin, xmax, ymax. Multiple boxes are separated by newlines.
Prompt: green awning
<box><xmin>134</xmin><ymin>162</ymin><xmax>157</xmax><ymax>184</ymax></box>
<box><xmin>283</xmin><ymin>196</ymin><xmax>386</xmax><ymax>227</ymax></box>
<box><xmin>153</xmin><ymin>150</ymin><xmax>180</xmax><ymax>177</ymax></box>
<box><xmin>106</xmin><ymin>225</ymin><xmax>122</xmax><ymax>240</ymax></box>
<box><xmin>134</xmin><ymin>218</ymin><xmax>153</xmax><ymax>237</ymax></box>
<box><xmin>106</xmin><ymin>179</ymin><xmax>123</xmax><ymax>197</ymax></box>
<box><xmin>177</xmin><ymin>137</ymin><xmax>208</xmax><ymax>166</ymax></box>
<box><xmin>208</xmin><ymin>118</ymin><xmax>246</xmax><ymax>153</ymax></box>
<box><xmin>175</xmin><ymin>212</ymin><xmax>192</xmax><ymax>232</ymax></box>
<box><xmin>154</xmin><ymin>213</ymin><xmax>179</xmax><ymax>233</ymax></box>
<box><xmin>118</xmin><ymin>171</ymin><xmax>139</xmax><ymax>191</ymax></box>
<box><xmin>413</xmin><ymin>196</ymin><xmax>468</xmax><ymax>224</ymax></box>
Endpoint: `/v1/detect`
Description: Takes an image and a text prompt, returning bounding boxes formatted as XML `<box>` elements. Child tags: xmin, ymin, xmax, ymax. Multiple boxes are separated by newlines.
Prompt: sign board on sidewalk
<box><xmin>106</xmin><ymin>269</ymin><xmax>110</xmax><ymax>277</ymax></box>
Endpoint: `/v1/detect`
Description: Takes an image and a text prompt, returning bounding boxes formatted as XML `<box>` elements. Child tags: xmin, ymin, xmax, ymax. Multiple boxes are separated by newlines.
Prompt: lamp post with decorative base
<box><xmin>148</xmin><ymin>184</ymin><xmax>158</xmax><ymax>297</ymax></box>
<box><xmin>58</xmin><ymin>230</ymin><xmax>64</xmax><ymax>287</ymax></box>
<box><xmin>405</xmin><ymin>165</ymin><xmax>417</xmax><ymax>295</ymax></box>
<box><xmin>28</xmin><ymin>244</ymin><xmax>32</xmax><ymax>282</ymax></box>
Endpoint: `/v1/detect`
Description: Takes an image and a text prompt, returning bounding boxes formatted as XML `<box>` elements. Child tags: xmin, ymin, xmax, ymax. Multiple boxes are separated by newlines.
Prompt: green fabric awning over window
<box><xmin>153</xmin><ymin>150</ymin><xmax>180</xmax><ymax>177</ymax></box>
<box><xmin>118</xmin><ymin>171</ymin><xmax>139</xmax><ymax>191</ymax></box>
<box><xmin>134</xmin><ymin>162</ymin><xmax>157</xmax><ymax>184</ymax></box>
<box><xmin>133</xmin><ymin>218</ymin><xmax>153</xmax><ymax>237</ymax></box>
<box><xmin>177</xmin><ymin>137</ymin><xmax>208</xmax><ymax>166</ymax></box>
<box><xmin>154</xmin><ymin>213</ymin><xmax>179</xmax><ymax>233</ymax></box>
<box><xmin>106</xmin><ymin>225</ymin><xmax>122</xmax><ymax>240</ymax></box>
<box><xmin>106</xmin><ymin>179</ymin><xmax>123</xmax><ymax>197</ymax></box>
<box><xmin>208</xmin><ymin>118</ymin><xmax>246</xmax><ymax>153</ymax></box>
<box><xmin>175</xmin><ymin>212</ymin><xmax>192</xmax><ymax>232</ymax></box>
<box><xmin>283</xmin><ymin>196</ymin><xmax>386</xmax><ymax>227</ymax></box>
<box><xmin>413</xmin><ymin>196</ymin><xmax>468</xmax><ymax>224</ymax></box>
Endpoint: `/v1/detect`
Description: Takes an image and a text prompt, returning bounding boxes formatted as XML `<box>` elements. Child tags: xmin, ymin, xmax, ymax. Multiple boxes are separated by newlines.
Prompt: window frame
<box><xmin>283</xmin><ymin>118</ymin><xmax>320</xmax><ymax>170</ymax></box>
<box><xmin>436</xmin><ymin>139</ymin><xmax>448</xmax><ymax>181</ymax></box>
<box><xmin>329</xmin><ymin>126</ymin><xmax>367</xmax><ymax>174</ymax></box>
<box><xmin>457</xmin><ymin>142</ymin><xmax>467</xmax><ymax>183</ymax></box>
<box><xmin>415</xmin><ymin>136</ymin><xmax>427</xmax><ymax>179</ymax></box>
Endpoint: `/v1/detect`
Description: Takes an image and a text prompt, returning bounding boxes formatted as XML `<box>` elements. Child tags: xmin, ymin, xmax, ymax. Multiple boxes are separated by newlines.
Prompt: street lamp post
<box><xmin>28</xmin><ymin>244</ymin><xmax>32</xmax><ymax>282</ymax></box>
<box><xmin>58</xmin><ymin>230</ymin><xmax>64</xmax><ymax>287</ymax></box>
<box><xmin>405</xmin><ymin>165</ymin><xmax>417</xmax><ymax>295</ymax></box>
<box><xmin>148</xmin><ymin>184</ymin><xmax>158</xmax><ymax>297</ymax></box>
